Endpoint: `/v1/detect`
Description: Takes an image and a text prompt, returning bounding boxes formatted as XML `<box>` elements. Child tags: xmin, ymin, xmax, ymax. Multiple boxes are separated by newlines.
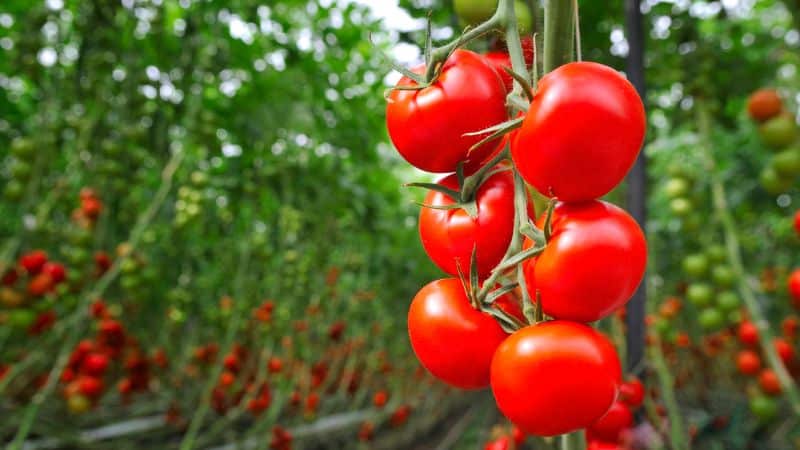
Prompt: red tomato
<box><xmin>588</xmin><ymin>441</ymin><xmax>624</xmax><ymax>450</ymax></box>
<box><xmin>747</xmin><ymin>89</ymin><xmax>783</xmax><ymax>123</ymax></box>
<box><xmin>523</xmin><ymin>201</ymin><xmax>646</xmax><ymax>322</ymax></box>
<box><xmin>27</xmin><ymin>273</ymin><xmax>54</xmax><ymax>297</ymax></box>
<box><xmin>512</xmin><ymin>62</ymin><xmax>645</xmax><ymax>201</ymax></box>
<box><xmin>491</xmin><ymin>321</ymin><xmax>622</xmax><ymax>436</ymax></box>
<box><xmin>736</xmin><ymin>350</ymin><xmax>761</xmax><ymax>375</ymax></box>
<box><xmin>386</xmin><ymin>49</ymin><xmax>508</xmax><ymax>173</ymax></box>
<box><xmin>483</xmin><ymin>436</ymin><xmax>511</xmax><ymax>450</ymax></box>
<box><xmin>587</xmin><ymin>401</ymin><xmax>633</xmax><ymax>443</ymax></box>
<box><xmin>408</xmin><ymin>278</ymin><xmax>508</xmax><ymax>389</ymax></box>
<box><xmin>758</xmin><ymin>369</ymin><xmax>782</xmax><ymax>396</ymax></box>
<box><xmin>774</xmin><ymin>338</ymin><xmax>795</xmax><ymax>364</ymax></box>
<box><xmin>81</xmin><ymin>353</ymin><xmax>109</xmax><ymax>376</ymax></box>
<box><xmin>794</xmin><ymin>210</ymin><xmax>800</xmax><ymax>237</ymax></box>
<box><xmin>42</xmin><ymin>262</ymin><xmax>66</xmax><ymax>284</ymax></box>
<box><xmin>484</xmin><ymin>37</ymin><xmax>535</xmax><ymax>93</ymax></box>
<box><xmin>77</xmin><ymin>376</ymin><xmax>104</xmax><ymax>398</ymax></box>
<box><xmin>19</xmin><ymin>250</ymin><xmax>48</xmax><ymax>274</ymax></box>
<box><xmin>419</xmin><ymin>168</ymin><xmax>532</xmax><ymax>278</ymax></box>
<box><xmin>737</xmin><ymin>321</ymin><xmax>759</xmax><ymax>346</ymax></box>
<box><xmin>619</xmin><ymin>377</ymin><xmax>645</xmax><ymax>408</ymax></box>
<box><xmin>789</xmin><ymin>269</ymin><xmax>800</xmax><ymax>303</ymax></box>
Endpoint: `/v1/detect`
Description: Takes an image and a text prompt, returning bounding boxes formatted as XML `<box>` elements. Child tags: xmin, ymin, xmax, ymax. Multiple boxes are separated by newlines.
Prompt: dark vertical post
<box><xmin>624</xmin><ymin>0</ymin><xmax>647</xmax><ymax>376</ymax></box>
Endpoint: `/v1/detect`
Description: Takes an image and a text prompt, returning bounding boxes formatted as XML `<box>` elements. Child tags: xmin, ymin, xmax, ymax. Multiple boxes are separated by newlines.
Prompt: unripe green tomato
<box><xmin>666</xmin><ymin>162</ymin><xmax>689</xmax><ymax>178</ymax></box>
<box><xmin>705</xmin><ymin>245</ymin><xmax>727</xmax><ymax>263</ymax></box>
<box><xmin>11</xmin><ymin>138</ymin><xmax>34</xmax><ymax>159</ymax></box>
<box><xmin>771</xmin><ymin>147</ymin><xmax>800</xmax><ymax>177</ymax></box>
<box><xmin>670</xmin><ymin>197</ymin><xmax>692</xmax><ymax>216</ymax></box>
<box><xmin>10</xmin><ymin>160</ymin><xmax>32</xmax><ymax>180</ymax></box>
<box><xmin>664</xmin><ymin>177</ymin><xmax>690</xmax><ymax>199</ymax></box>
<box><xmin>716</xmin><ymin>290</ymin><xmax>739</xmax><ymax>312</ymax></box>
<box><xmin>759</xmin><ymin>114</ymin><xmax>797</xmax><ymax>150</ymax></box>
<box><xmin>682</xmin><ymin>214</ymin><xmax>701</xmax><ymax>232</ymax></box>
<box><xmin>698</xmin><ymin>307</ymin><xmax>724</xmax><ymax>330</ymax></box>
<box><xmin>728</xmin><ymin>310</ymin><xmax>742</xmax><ymax>324</ymax></box>
<box><xmin>653</xmin><ymin>318</ymin><xmax>671</xmax><ymax>336</ymax></box>
<box><xmin>4</xmin><ymin>180</ymin><xmax>24</xmax><ymax>200</ymax></box>
<box><xmin>191</xmin><ymin>171</ymin><xmax>208</xmax><ymax>186</ymax></box>
<box><xmin>65</xmin><ymin>247</ymin><xmax>89</xmax><ymax>266</ymax></box>
<box><xmin>8</xmin><ymin>309</ymin><xmax>35</xmax><ymax>328</ymax></box>
<box><xmin>711</xmin><ymin>265</ymin><xmax>735</xmax><ymax>288</ymax></box>
<box><xmin>760</xmin><ymin>166</ymin><xmax>793</xmax><ymax>195</ymax></box>
<box><xmin>120</xmin><ymin>258</ymin><xmax>138</xmax><ymax>274</ymax></box>
<box><xmin>67</xmin><ymin>394</ymin><xmax>92</xmax><ymax>414</ymax></box>
<box><xmin>686</xmin><ymin>283</ymin><xmax>714</xmax><ymax>307</ymax></box>
<box><xmin>750</xmin><ymin>395</ymin><xmax>778</xmax><ymax>422</ymax></box>
<box><xmin>682</xmin><ymin>254</ymin><xmax>709</xmax><ymax>278</ymax></box>
<box><xmin>453</xmin><ymin>0</ymin><xmax>531</xmax><ymax>34</ymax></box>
<box><xmin>120</xmin><ymin>274</ymin><xmax>140</xmax><ymax>290</ymax></box>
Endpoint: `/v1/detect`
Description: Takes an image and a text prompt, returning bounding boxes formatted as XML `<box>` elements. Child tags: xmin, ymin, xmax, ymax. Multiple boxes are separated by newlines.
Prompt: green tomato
<box><xmin>759</xmin><ymin>114</ymin><xmax>797</xmax><ymax>150</ymax></box>
<box><xmin>711</xmin><ymin>265</ymin><xmax>735</xmax><ymax>288</ymax></box>
<box><xmin>11</xmin><ymin>138</ymin><xmax>34</xmax><ymax>159</ymax></box>
<box><xmin>716</xmin><ymin>290</ymin><xmax>739</xmax><ymax>312</ymax></box>
<box><xmin>705</xmin><ymin>244</ymin><xmax>727</xmax><ymax>263</ymax></box>
<box><xmin>8</xmin><ymin>309</ymin><xmax>35</xmax><ymax>328</ymax></box>
<box><xmin>10</xmin><ymin>160</ymin><xmax>32</xmax><ymax>180</ymax></box>
<box><xmin>687</xmin><ymin>283</ymin><xmax>714</xmax><ymax>307</ymax></box>
<box><xmin>453</xmin><ymin>0</ymin><xmax>497</xmax><ymax>25</ymax></box>
<box><xmin>663</xmin><ymin>177</ymin><xmax>690</xmax><ymax>199</ymax></box>
<box><xmin>653</xmin><ymin>318</ymin><xmax>671</xmax><ymax>337</ymax></box>
<box><xmin>771</xmin><ymin>147</ymin><xmax>800</xmax><ymax>177</ymax></box>
<box><xmin>682</xmin><ymin>214</ymin><xmax>701</xmax><ymax>232</ymax></box>
<box><xmin>750</xmin><ymin>395</ymin><xmax>778</xmax><ymax>422</ymax></box>
<box><xmin>760</xmin><ymin>166</ymin><xmax>793</xmax><ymax>195</ymax></box>
<box><xmin>4</xmin><ymin>180</ymin><xmax>24</xmax><ymax>200</ymax></box>
<box><xmin>666</xmin><ymin>162</ymin><xmax>689</xmax><ymax>178</ymax></box>
<box><xmin>698</xmin><ymin>307</ymin><xmax>724</xmax><ymax>330</ymax></box>
<box><xmin>453</xmin><ymin>0</ymin><xmax>530</xmax><ymax>33</ymax></box>
<box><xmin>670</xmin><ymin>197</ymin><xmax>692</xmax><ymax>216</ymax></box>
<box><xmin>728</xmin><ymin>310</ymin><xmax>742</xmax><ymax>324</ymax></box>
<box><xmin>682</xmin><ymin>254</ymin><xmax>709</xmax><ymax>278</ymax></box>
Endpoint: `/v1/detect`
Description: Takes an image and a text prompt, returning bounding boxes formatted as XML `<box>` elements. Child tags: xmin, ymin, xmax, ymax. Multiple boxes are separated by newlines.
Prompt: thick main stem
<box><xmin>561</xmin><ymin>430</ymin><xmax>586</xmax><ymax>450</ymax></box>
<box><xmin>543</xmin><ymin>0</ymin><xmax>575</xmax><ymax>73</ymax></box>
<box><xmin>696</xmin><ymin>103</ymin><xmax>800</xmax><ymax>417</ymax></box>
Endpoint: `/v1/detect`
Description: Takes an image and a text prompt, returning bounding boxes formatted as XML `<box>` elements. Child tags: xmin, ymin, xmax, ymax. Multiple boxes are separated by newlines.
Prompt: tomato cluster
<box><xmin>746</xmin><ymin>88</ymin><xmax>800</xmax><ymax>194</ymax></box>
<box><xmin>387</xmin><ymin>19</ymin><xmax>647</xmax><ymax>436</ymax></box>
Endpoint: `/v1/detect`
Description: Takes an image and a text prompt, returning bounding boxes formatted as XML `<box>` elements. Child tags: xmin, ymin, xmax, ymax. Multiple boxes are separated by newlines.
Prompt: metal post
<box><xmin>624</xmin><ymin>0</ymin><xmax>647</xmax><ymax>377</ymax></box>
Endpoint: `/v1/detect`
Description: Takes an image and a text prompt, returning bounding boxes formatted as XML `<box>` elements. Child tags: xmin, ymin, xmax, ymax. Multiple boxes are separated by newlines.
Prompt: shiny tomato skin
<box><xmin>587</xmin><ymin>401</ymin><xmax>633</xmax><ymax>443</ymax></box>
<box><xmin>618</xmin><ymin>378</ymin><xmax>645</xmax><ymax>408</ymax></box>
<box><xmin>408</xmin><ymin>278</ymin><xmax>508</xmax><ymax>390</ymax></box>
<box><xmin>523</xmin><ymin>201</ymin><xmax>646</xmax><ymax>322</ymax></box>
<box><xmin>512</xmin><ymin>62</ymin><xmax>645</xmax><ymax>201</ymax></box>
<box><xmin>386</xmin><ymin>50</ymin><xmax>508</xmax><ymax>173</ymax></box>
<box><xmin>484</xmin><ymin>51</ymin><xmax>514</xmax><ymax>92</ymax></box>
<box><xmin>419</xmin><ymin>168</ymin><xmax>533</xmax><ymax>279</ymax></box>
<box><xmin>490</xmin><ymin>321</ymin><xmax>622</xmax><ymax>436</ymax></box>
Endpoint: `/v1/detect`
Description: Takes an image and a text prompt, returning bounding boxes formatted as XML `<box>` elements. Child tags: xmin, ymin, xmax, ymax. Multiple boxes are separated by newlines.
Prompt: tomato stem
<box><xmin>560</xmin><ymin>430</ymin><xmax>586</xmax><ymax>450</ymax></box>
<box><xmin>543</xmin><ymin>0</ymin><xmax>575</xmax><ymax>73</ymax></box>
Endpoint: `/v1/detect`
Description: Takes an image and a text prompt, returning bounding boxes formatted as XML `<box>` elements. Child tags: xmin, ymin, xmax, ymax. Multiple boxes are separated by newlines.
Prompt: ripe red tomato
<box><xmin>386</xmin><ymin>49</ymin><xmax>508</xmax><ymax>173</ymax></box>
<box><xmin>747</xmin><ymin>89</ymin><xmax>783</xmax><ymax>122</ymax></box>
<box><xmin>619</xmin><ymin>378</ymin><xmax>645</xmax><ymax>408</ymax></box>
<box><xmin>81</xmin><ymin>353</ymin><xmax>109</xmax><ymax>376</ymax></box>
<box><xmin>419</xmin><ymin>168</ymin><xmax>532</xmax><ymax>278</ymax></box>
<box><xmin>758</xmin><ymin>369</ymin><xmax>782</xmax><ymax>396</ymax></box>
<box><xmin>27</xmin><ymin>273</ymin><xmax>54</xmax><ymax>297</ymax></box>
<box><xmin>408</xmin><ymin>278</ymin><xmax>508</xmax><ymax>389</ymax></box>
<box><xmin>490</xmin><ymin>321</ymin><xmax>622</xmax><ymax>436</ymax></box>
<box><xmin>774</xmin><ymin>338</ymin><xmax>795</xmax><ymax>364</ymax></box>
<box><xmin>20</xmin><ymin>250</ymin><xmax>48</xmax><ymax>275</ymax></box>
<box><xmin>588</xmin><ymin>441</ymin><xmax>624</xmax><ymax>450</ymax></box>
<box><xmin>794</xmin><ymin>210</ymin><xmax>800</xmax><ymax>236</ymax></box>
<box><xmin>77</xmin><ymin>376</ymin><xmax>104</xmax><ymax>398</ymax></box>
<box><xmin>736</xmin><ymin>350</ymin><xmax>761</xmax><ymax>376</ymax></box>
<box><xmin>523</xmin><ymin>201</ymin><xmax>646</xmax><ymax>322</ymax></box>
<box><xmin>484</xmin><ymin>38</ymin><xmax>534</xmax><ymax>92</ymax></box>
<box><xmin>511</xmin><ymin>62</ymin><xmax>645</xmax><ymax>201</ymax></box>
<box><xmin>42</xmin><ymin>262</ymin><xmax>66</xmax><ymax>284</ymax></box>
<box><xmin>737</xmin><ymin>321</ymin><xmax>759</xmax><ymax>346</ymax></box>
<box><xmin>587</xmin><ymin>401</ymin><xmax>633</xmax><ymax>443</ymax></box>
<box><xmin>483</xmin><ymin>436</ymin><xmax>511</xmax><ymax>450</ymax></box>
<box><xmin>789</xmin><ymin>269</ymin><xmax>800</xmax><ymax>303</ymax></box>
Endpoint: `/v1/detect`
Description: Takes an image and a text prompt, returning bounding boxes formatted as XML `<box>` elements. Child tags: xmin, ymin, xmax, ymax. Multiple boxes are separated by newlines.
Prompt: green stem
<box><xmin>543</xmin><ymin>0</ymin><xmax>575</xmax><ymax>73</ymax></box>
<box><xmin>560</xmin><ymin>430</ymin><xmax>585</xmax><ymax>450</ymax></box>
<box><xmin>696</xmin><ymin>102</ymin><xmax>800</xmax><ymax>418</ymax></box>
<box><xmin>424</xmin><ymin>8</ymin><xmax>503</xmax><ymax>81</ymax></box>
<box><xmin>649</xmin><ymin>337</ymin><xmax>688</xmax><ymax>450</ymax></box>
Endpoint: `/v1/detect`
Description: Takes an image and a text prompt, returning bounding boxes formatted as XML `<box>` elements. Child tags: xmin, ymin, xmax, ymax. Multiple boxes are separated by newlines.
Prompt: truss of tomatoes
<box><xmin>386</xmin><ymin>48</ymin><xmax>647</xmax><ymax>437</ymax></box>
